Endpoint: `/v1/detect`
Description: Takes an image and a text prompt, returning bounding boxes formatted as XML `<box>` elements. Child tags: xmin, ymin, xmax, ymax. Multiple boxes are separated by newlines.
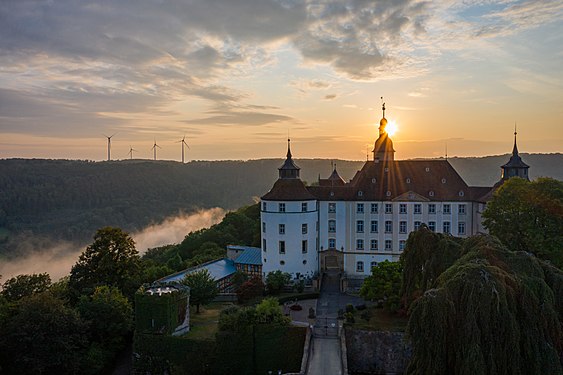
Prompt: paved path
<box><xmin>307</xmin><ymin>337</ymin><xmax>342</xmax><ymax>375</ymax></box>
<box><xmin>306</xmin><ymin>271</ymin><xmax>364</xmax><ymax>375</ymax></box>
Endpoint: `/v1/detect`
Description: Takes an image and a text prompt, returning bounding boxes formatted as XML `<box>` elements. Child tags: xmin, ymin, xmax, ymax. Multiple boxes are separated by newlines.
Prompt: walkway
<box><xmin>306</xmin><ymin>271</ymin><xmax>364</xmax><ymax>375</ymax></box>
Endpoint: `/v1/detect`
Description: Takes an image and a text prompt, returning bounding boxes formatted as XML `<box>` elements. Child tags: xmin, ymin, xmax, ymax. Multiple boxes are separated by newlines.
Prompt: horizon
<box><xmin>1</xmin><ymin>1</ymin><xmax>562</xmax><ymax>161</ymax></box>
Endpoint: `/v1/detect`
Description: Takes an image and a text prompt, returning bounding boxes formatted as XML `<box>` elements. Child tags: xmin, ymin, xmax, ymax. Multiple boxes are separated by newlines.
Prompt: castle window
<box><xmin>356</xmin><ymin>239</ymin><xmax>364</xmax><ymax>250</ymax></box>
<box><xmin>328</xmin><ymin>238</ymin><xmax>336</xmax><ymax>249</ymax></box>
<box><xmin>399</xmin><ymin>221</ymin><xmax>407</xmax><ymax>234</ymax></box>
<box><xmin>370</xmin><ymin>261</ymin><xmax>378</xmax><ymax>269</ymax></box>
<box><xmin>385</xmin><ymin>203</ymin><xmax>393</xmax><ymax>214</ymax></box>
<box><xmin>356</xmin><ymin>220</ymin><xmax>364</xmax><ymax>233</ymax></box>
<box><xmin>385</xmin><ymin>221</ymin><xmax>393</xmax><ymax>233</ymax></box>
<box><xmin>443</xmin><ymin>204</ymin><xmax>451</xmax><ymax>214</ymax></box>
<box><xmin>414</xmin><ymin>204</ymin><xmax>421</xmax><ymax>214</ymax></box>
<box><xmin>302</xmin><ymin>223</ymin><xmax>308</xmax><ymax>234</ymax></box>
<box><xmin>414</xmin><ymin>221</ymin><xmax>421</xmax><ymax>230</ymax></box>
<box><xmin>262</xmin><ymin>202</ymin><xmax>267</xmax><ymax>211</ymax></box>
<box><xmin>429</xmin><ymin>204</ymin><xmax>436</xmax><ymax>214</ymax></box>
<box><xmin>357</xmin><ymin>203</ymin><xmax>364</xmax><ymax>213</ymax></box>
<box><xmin>385</xmin><ymin>240</ymin><xmax>392</xmax><ymax>250</ymax></box>
<box><xmin>458</xmin><ymin>204</ymin><xmax>466</xmax><ymax>215</ymax></box>
<box><xmin>280</xmin><ymin>260</ymin><xmax>285</xmax><ymax>265</ymax></box>
<box><xmin>370</xmin><ymin>239</ymin><xmax>378</xmax><ymax>250</ymax></box>
<box><xmin>279</xmin><ymin>224</ymin><xmax>285</xmax><ymax>235</ymax></box>
<box><xmin>399</xmin><ymin>240</ymin><xmax>406</xmax><ymax>251</ymax></box>
<box><xmin>302</xmin><ymin>240</ymin><xmax>308</xmax><ymax>254</ymax></box>
<box><xmin>429</xmin><ymin>221</ymin><xmax>436</xmax><ymax>232</ymax></box>
<box><xmin>357</xmin><ymin>261</ymin><xmax>364</xmax><ymax>272</ymax></box>
<box><xmin>263</xmin><ymin>239</ymin><xmax>267</xmax><ymax>252</ymax></box>
<box><xmin>458</xmin><ymin>222</ymin><xmax>466</xmax><ymax>235</ymax></box>
<box><xmin>443</xmin><ymin>221</ymin><xmax>451</xmax><ymax>234</ymax></box>
<box><xmin>328</xmin><ymin>202</ymin><xmax>336</xmax><ymax>213</ymax></box>
<box><xmin>371</xmin><ymin>203</ymin><xmax>378</xmax><ymax>214</ymax></box>
<box><xmin>302</xmin><ymin>202</ymin><xmax>308</xmax><ymax>212</ymax></box>
<box><xmin>370</xmin><ymin>220</ymin><xmax>378</xmax><ymax>233</ymax></box>
<box><xmin>399</xmin><ymin>204</ymin><xmax>407</xmax><ymax>214</ymax></box>
<box><xmin>328</xmin><ymin>220</ymin><xmax>336</xmax><ymax>233</ymax></box>
<box><xmin>279</xmin><ymin>241</ymin><xmax>285</xmax><ymax>254</ymax></box>
<box><xmin>303</xmin><ymin>260</ymin><xmax>307</xmax><ymax>265</ymax></box>
<box><xmin>279</xmin><ymin>203</ymin><xmax>285</xmax><ymax>212</ymax></box>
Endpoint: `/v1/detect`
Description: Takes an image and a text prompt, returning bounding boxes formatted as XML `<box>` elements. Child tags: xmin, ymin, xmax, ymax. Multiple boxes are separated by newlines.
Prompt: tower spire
<box><xmin>287</xmin><ymin>138</ymin><xmax>292</xmax><ymax>158</ymax></box>
<box><xmin>512</xmin><ymin>122</ymin><xmax>518</xmax><ymax>155</ymax></box>
<box><xmin>278</xmin><ymin>138</ymin><xmax>300</xmax><ymax>179</ymax></box>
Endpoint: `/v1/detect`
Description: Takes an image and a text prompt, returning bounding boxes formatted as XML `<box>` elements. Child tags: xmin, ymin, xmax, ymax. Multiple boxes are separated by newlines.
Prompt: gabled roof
<box><xmin>232</xmin><ymin>246</ymin><xmax>262</xmax><ymax>266</ymax></box>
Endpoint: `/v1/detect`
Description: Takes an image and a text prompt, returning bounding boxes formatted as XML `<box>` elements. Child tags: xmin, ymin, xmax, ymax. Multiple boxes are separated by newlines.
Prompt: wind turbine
<box><xmin>176</xmin><ymin>135</ymin><xmax>190</xmax><ymax>163</ymax></box>
<box><xmin>127</xmin><ymin>146</ymin><xmax>137</xmax><ymax>160</ymax></box>
<box><xmin>103</xmin><ymin>133</ymin><xmax>116</xmax><ymax>161</ymax></box>
<box><xmin>151</xmin><ymin>140</ymin><xmax>161</xmax><ymax>160</ymax></box>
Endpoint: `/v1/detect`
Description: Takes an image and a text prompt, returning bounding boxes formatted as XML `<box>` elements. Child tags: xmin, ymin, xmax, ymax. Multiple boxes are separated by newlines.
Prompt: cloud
<box><xmin>324</xmin><ymin>94</ymin><xmax>337</xmax><ymax>100</ymax></box>
<box><xmin>184</xmin><ymin>110</ymin><xmax>293</xmax><ymax>126</ymax></box>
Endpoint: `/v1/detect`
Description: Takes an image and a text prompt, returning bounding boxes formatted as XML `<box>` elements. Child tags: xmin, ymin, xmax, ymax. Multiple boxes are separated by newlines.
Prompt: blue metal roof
<box><xmin>232</xmin><ymin>246</ymin><xmax>262</xmax><ymax>266</ymax></box>
<box><xmin>159</xmin><ymin>258</ymin><xmax>237</xmax><ymax>284</ymax></box>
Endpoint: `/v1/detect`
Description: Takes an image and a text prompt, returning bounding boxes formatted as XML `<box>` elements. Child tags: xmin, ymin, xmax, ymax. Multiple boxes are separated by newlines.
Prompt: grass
<box><xmin>348</xmin><ymin>306</ymin><xmax>408</xmax><ymax>332</ymax></box>
<box><xmin>187</xmin><ymin>302</ymin><xmax>234</xmax><ymax>340</ymax></box>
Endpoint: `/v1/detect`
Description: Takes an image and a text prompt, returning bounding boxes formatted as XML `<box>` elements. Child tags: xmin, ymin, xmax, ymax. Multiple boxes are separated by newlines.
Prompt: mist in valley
<box><xmin>0</xmin><ymin>208</ymin><xmax>225</xmax><ymax>282</ymax></box>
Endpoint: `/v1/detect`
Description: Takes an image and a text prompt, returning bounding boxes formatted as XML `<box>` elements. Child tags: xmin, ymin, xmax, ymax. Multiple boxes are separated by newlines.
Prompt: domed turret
<box><xmin>373</xmin><ymin>100</ymin><xmax>395</xmax><ymax>162</ymax></box>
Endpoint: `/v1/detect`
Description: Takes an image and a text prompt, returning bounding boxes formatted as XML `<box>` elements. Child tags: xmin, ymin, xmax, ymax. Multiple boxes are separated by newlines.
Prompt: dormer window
<box><xmin>459</xmin><ymin>190</ymin><xmax>464</xmax><ymax>197</ymax></box>
<box><xmin>429</xmin><ymin>191</ymin><xmax>435</xmax><ymax>197</ymax></box>
<box><xmin>358</xmin><ymin>191</ymin><xmax>363</xmax><ymax>197</ymax></box>
<box><xmin>406</xmin><ymin>178</ymin><xmax>411</xmax><ymax>183</ymax></box>
<box><xmin>441</xmin><ymin>178</ymin><xmax>447</xmax><ymax>184</ymax></box>
<box><xmin>372</xmin><ymin>178</ymin><xmax>376</xmax><ymax>183</ymax></box>
<box><xmin>386</xmin><ymin>191</ymin><xmax>391</xmax><ymax>197</ymax></box>
<box><xmin>425</xmin><ymin>167</ymin><xmax>430</xmax><ymax>172</ymax></box>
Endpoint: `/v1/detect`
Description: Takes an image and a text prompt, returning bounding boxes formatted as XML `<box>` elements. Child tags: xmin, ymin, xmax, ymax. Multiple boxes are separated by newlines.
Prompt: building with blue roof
<box><xmin>158</xmin><ymin>246</ymin><xmax>264</xmax><ymax>293</ymax></box>
<box><xmin>228</xmin><ymin>245</ymin><xmax>263</xmax><ymax>278</ymax></box>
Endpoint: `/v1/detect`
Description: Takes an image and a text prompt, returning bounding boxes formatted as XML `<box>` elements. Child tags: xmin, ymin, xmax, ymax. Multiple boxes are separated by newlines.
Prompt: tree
<box><xmin>237</xmin><ymin>276</ymin><xmax>264</xmax><ymax>303</ymax></box>
<box><xmin>0</xmin><ymin>292</ymin><xmax>88</xmax><ymax>374</ymax></box>
<box><xmin>265</xmin><ymin>270</ymin><xmax>291</xmax><ymax>295</ymax></box>
<box><xmin>181</xmin><ymin>269</ymin><xmax>218</xmax><ymax>313</ymax></box>
<box><xmin>483</xmin><ymin>177</ymin><xmax>563</xmax><ymax>268</ymax></box>
<box><xmin>404</xmin><ymin>234</ymin><xmax>563</xmax><ymax>374</ymax></box>
<box><xmin>360</xmin><ymin>261</ymin><xmax>402</xmax><ymax>313</ymax></box>
<box><xmin>1</xmin><ymin>272</ymin><xmax>51</xmax><ymax>302</ymax></box>
<box><xmin>69</xmin><ymin>227</ymin><xmax>141</xmax><ymax>300</ymax></box>
<box><xmin>78</xmin><ymin>285</ymin><xmax>133</xmax><ymax>352</ymax></box>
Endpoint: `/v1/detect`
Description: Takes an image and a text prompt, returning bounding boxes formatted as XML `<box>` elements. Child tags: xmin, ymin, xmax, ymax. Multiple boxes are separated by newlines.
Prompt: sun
<box><xmin>386</xmin><ymin>120</ymin><xmax>398</xmax><ymax>136</ymax></box>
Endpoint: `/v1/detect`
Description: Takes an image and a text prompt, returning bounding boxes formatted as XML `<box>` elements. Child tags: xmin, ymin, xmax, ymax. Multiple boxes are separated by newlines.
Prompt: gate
<box><xmin>313</xmin><ymin>317</ymin><xmax>339</xmax><ymax>338</ymax></box>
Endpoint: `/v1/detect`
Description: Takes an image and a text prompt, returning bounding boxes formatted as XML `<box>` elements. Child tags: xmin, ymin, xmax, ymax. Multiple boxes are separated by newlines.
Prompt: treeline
<box><xmin>1</xmin><ymin>154</ymin><xmax>561</xmax><ymax>256</ymax></box>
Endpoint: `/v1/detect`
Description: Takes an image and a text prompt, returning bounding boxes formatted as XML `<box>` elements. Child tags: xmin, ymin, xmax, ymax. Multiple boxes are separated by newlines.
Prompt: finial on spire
<box><xmin>287</xmin><ymin>137</ymin><xmax>292</xmax><ymax>158</ymax></box>
<box><xmin>445</xmin><ymin>141</ymin><xmax>448</xmax><ymax>160</ymax></box>
<box><xmin>381</xmin><ymin>96</ymin><xmax>386</xmax><ymax>118</ymax></box>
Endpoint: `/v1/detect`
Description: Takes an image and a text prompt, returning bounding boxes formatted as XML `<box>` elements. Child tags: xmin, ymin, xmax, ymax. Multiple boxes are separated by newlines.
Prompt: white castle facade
<box><xmin>260</xmin><ymin>104</ymin><xmax>529</xmax><ymax>280</ymax></box>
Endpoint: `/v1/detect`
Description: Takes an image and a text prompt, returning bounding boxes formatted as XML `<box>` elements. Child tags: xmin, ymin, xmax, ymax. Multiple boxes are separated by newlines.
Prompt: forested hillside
<box><xmin>0</xmin><ymin>154</ymin><xmax>561</xmax><ymax>257</ymax></box>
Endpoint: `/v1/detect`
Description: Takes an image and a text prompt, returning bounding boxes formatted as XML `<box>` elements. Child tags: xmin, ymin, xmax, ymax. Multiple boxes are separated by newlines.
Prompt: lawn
<box><xmin>187</xmin><ymin>302</ymin><xmax>233</xmax><ymax>340</ymax></box>
<box><xmin>349</xmin><ymin>307</ymin><xmax>408</xmax><ymax>332</ymax></box>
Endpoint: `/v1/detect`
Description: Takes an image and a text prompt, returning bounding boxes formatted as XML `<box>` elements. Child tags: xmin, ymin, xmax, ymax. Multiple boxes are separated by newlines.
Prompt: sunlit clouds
<box><xmin>0</xmin><ymin>0</ymin><xmax>562</xmax><ymax>160</ymax></box>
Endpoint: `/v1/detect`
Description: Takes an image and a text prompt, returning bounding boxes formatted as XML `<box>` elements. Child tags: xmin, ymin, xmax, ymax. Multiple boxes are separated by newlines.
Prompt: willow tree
<box><xmin>483</xmin><ymin>177</ymin><xmax>563</xmax><ymax>269</ymax></box>
<box><xmin>404</xmin><ymin>234</ymin><xmax>563</xmax><ymax>374</ymax></box>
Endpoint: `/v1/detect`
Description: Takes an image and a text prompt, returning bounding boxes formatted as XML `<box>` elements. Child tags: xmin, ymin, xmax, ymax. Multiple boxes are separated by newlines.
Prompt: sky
<box><xmin>1</xmin><ymin>0</ymin><xmax>562</xmax><ymax>161</ymax></box>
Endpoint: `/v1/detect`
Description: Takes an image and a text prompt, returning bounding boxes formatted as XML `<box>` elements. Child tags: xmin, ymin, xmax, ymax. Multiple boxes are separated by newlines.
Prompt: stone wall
<box><xmin>345</xmin><ymin>328</ymin><xmax>411</xmax><ymax>375</ymax></box>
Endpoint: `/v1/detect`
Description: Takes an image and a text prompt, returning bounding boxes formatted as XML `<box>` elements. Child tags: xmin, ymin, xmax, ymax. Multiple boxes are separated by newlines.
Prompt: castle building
<box><xmin>260</xmin><ymin>104</ymin><xmax>526</xmax><ymax>280</ymax></box>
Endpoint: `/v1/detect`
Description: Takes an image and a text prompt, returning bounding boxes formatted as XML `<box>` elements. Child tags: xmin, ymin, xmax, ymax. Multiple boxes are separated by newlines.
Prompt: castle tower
<box><xmin>373</xmin><ymin>101</ymin><xmax>395</xmax><ymax>162</ymax></box>
<box><xmin>501</xmin><ymin>127</ymin><xmax>529</xmax><ymax>181</ymax></box>
<box><xmin>260</xmin><ymin>139</ymin><xmax>319</xmax><ymax>279</ymax></box>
